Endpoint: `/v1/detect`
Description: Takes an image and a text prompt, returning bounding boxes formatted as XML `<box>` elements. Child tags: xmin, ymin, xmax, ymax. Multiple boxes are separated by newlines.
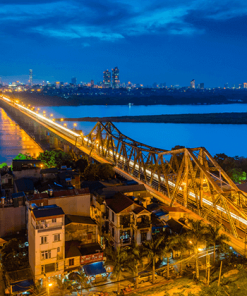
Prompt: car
<box><xmin>135</xmin><ymin>272</ymin><xmax>158</xmax><ymax>284</ymax></box>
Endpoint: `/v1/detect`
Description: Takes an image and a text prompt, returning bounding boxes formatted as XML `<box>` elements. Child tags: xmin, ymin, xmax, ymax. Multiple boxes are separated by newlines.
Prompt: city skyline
<box><xmin>0</xmin><ymin>1</ymin><xmax>247</xmax><ymax>86</ymax></box>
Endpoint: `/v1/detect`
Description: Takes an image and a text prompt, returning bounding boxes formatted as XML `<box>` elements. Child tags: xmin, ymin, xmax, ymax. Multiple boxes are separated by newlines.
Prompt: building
<box><xmin>105</xmin><ymin>193</ymin><xmax>152</xmax><ymax>249</ymax></box>
<box><xmin>103</xmin><ymin>70</ymin><xmax>111</xmax><ymax>88</ymax></box>
<box><xmin>190</xmin><ymin>79</ymin><xmax>195</xmax><ymax>89</ymax></box>
<box><xmin>244</xmin><ymin>83</ymin><xmax>247</xmax><ymax>89</ymax></box>
<box><xmin>199</xmin><ymin>83</ymin><xmax>204</xmax><ymax>89</ymax></box>
<box><xmin>71</xmin><ymin>77</ymin><xmax>77</xmax><ymax>85</ymax></box>
<box><xmin>29</xmin><ymin>69</ymin><xmax>33</xmax><ymax>86</ymax></box>
<box><xmin>91</xmin><ymin>80</ymin><xmax>94</xmax><ymax>87</ymax></box>
<box><xmin>112</xmin><ymin>67</ymin><xmax>120</xmax><ymax>89</ymax></box>
<box><xmin>28</xmin><ymin>204</ymin><xmax>65</xmax><ymax>283</ymax></box>
<box><xmin>55</xmin><ymin>82</ymin><xmax>60</xmax><ymax>89</ymax></box>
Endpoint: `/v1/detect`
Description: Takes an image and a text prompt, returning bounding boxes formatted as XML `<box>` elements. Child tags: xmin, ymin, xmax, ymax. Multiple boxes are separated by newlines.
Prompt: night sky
<box><xmin>1</xmin><ymin>0</ymin><xmax>247</xmax><ymax>87</ymax></box>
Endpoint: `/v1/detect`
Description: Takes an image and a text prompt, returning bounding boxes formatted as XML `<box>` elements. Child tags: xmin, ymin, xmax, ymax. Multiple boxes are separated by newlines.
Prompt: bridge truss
<box><xmin>82</xmin><ymin>121</ymin><xmax>247</xmax><ymax>238</ymax></box>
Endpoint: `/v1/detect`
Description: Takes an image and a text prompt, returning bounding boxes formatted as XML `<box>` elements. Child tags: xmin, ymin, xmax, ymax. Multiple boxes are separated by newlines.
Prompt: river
<box><xmin>0</xmin><ymin>104</ymin><xmax>246</xmax><ymax>164</ymax></box>
<box><xmin>41</xmin><ymin>104</ymin><xmax>247</xmax><ymax>158</ymax></box>
<box><xmin>0</xmin><ymin>108</ymin><xmax>43</xmax><ymax>165</ymax></box>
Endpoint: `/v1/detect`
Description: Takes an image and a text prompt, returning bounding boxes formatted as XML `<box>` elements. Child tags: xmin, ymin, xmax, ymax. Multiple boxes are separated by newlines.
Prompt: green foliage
<box><xmin>1</xmin><ymin>238</ymin><xmax>29</xmax><ymax>272</ymax></box>
<box><xmin>83</xmin><ymin>163</ymin><xmax>115</xmax><ymax>180</ymax></box>
<box><xmin>13</xmin><ymin>153</ymin><xmax>33</xmax><ymax>160</ymax></box>
<box><xmin>228</xmin><ymin>168</ymin><xmax>246</xmax><ymax>183</ymax></box>
<box><xmin>0</xmin><ymin>162</ymin><xmax>8</xmax><ymax>169</ymax></box>
<box><xmin>37</xmin><ymin>150</ymin><xmax>73</xmax><ymax>168</ymax></box>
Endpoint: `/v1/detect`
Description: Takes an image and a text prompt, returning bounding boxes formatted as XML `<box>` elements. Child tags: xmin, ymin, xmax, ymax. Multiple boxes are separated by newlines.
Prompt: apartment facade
<box><xmin>28</xmin><ymin>205</ymin><xmax>65</xmax><ymax>283</ymax></box>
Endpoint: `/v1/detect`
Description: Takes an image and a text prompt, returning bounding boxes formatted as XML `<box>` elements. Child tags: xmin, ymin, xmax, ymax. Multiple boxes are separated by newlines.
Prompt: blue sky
<box><xmin>1</xmin><ymin>0</ymin><xmax>247</xmax><ymax>87</ymax></box>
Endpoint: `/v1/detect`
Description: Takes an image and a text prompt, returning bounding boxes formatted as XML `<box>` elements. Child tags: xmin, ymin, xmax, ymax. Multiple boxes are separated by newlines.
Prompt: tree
<box><xmin>84</xmin><ymin>163</ymin><xmax>115</xmax><ymax>181</ymax></box>
<box><xmin>1</xmin><ymin>238</ymin><xmax>29</xmax><ymax>271</ymax></box>
<box><xmin>37</xmin><ymin>150</ymin><xmax>73</xmax><ymax>168</ymax></box>
<box><xmin>228</xmin><ymin>168</ymin><xmax>246</xmax><ymax>183</ymax></box>
<box><xmin>13</xmin><ymin>153</ymin><xmax>33</xmax><ymax>160</ymax></box>
<box><xmin>76</xmin><ymin>157</ymin><xmax>88</xmax><ymax>173</ymax></box>
<box><xmin>206</xmin><ymin>224</ymin><xmax>229</xmax><ymax>264</ymax></box>
<box><xmin>0</xmin><ymin>162</ymin><xmax>8</xmax><ymax>169</ymax></box>
<box><xmin>185</xmin><ymin>219</ymin><xmax>208</xmax><ymax>280</ymax></box>
<box><xmin>105</xmin><ymin>247</ymin><xmax>128</xmax><ymax>295</ymax></box>
<box><xmin>55</xmin><ymin>277</ymin><xmax>73</xmax><ymax>296</ymax></box>
<box><xmin>126</xmin><ymin>244</ymin><xmax>143</xmax><ymax>289</ymax></box>
<box><xmin>74</xmin><ymin>272</ymin><xmax>90</xmax><ymax>296</ymax></box>
<box><xmin>170</xmin><ymin>234</ymin><xmax>189</xmax><ymax>275</ymax></box>
<box><xmin>142</xmin><ymin>234</ymin><xmax>165</xmax><ymax>284</ymax></box>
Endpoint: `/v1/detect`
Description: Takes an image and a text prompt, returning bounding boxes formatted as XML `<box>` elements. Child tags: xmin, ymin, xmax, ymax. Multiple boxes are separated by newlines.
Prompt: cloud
<box><xmin>1</xmin><ymin>0</ymin><xmax>247</xmax><ymax>42</ymax></box>
<box><xmin>82</xmin><ymin>42</ymin><xmax>90</xmax><ymax>47</ymax></box>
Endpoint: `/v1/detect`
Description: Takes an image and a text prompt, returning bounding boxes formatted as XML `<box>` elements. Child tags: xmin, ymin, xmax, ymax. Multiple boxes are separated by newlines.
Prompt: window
<box><xmin>57</xmin><ymin>247</ymin><xmax>60</xmax><ymax>253</ymax></box>
<box><xmin>41</xmin><ymin>265</ymin><xmax>45</xmax><ymax>274</ymax></box>
<box><xmin>87</xmin><ymin>233</ymin><xmax>92</xmax><ymax>240</ymax></box>
<box><xmin>56</xmin><ymin>262</ymin><xmax>58</xmax><ymax>271</ymax></box>
<box><xmin>54</xmin><ymin>234</ymin><xmax>60</xmax><ymax>242</ymax></box>
<box><xmin>141</xmin><ymin>232</ymin><xmax>147</xmax><ymax>242</ymax></box>
<box><xmin>112</xmin><ymin>227</ymin><xmax>115</xmax><ymax>238</ymax></box>
<box><xmin>69</xmin><ymin>259</ymin><xmax>74</xmax><ymax>266</ymax></box>
<box><xmin>52</xmin><ymin>218</ymin><xmax>56</xmax><ymax>223</ymax></box>
<box><xmin>41</xmin><ymin>236</ymin><xmax>47</xmax><ymax>244</ymax></box>
<box><xmin>41</xmin><ymin>250</ymin><xmax>51</xmax><ymax>260</ymax></box>
<box><xmin>112</xmin><ymin>212</ymin><xmax>114</xmax><ymax>222</ymax></box>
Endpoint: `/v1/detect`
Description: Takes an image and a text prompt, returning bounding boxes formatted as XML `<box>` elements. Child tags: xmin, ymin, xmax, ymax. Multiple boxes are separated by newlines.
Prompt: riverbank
<box><xmin>56</xmin><ymin>112</ymin><xmax>247</xmax><ymax>124</ymax></box>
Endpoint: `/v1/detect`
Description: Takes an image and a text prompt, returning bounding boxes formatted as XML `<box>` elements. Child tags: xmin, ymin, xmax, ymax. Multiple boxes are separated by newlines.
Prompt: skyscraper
<box><xmin>71</xmin><ymin>77</ymin><xmax>77</xmax><ymax>85</ymax></box>
<box><xmin>103</xmin><ymin>70</ymin><xmax>111</xmax><ymax>88</ymax></box>
<box><xmin>200</xmin><ymin>83</ymin><xmax>204</xmax><ymax>89</ymax></box>
<box><xmin>112</xmin><ymin>67</ymin><xmax>120</xmax><ymax>89</ymax></box>
<box><xmin>29</xmin><ymin>69</ymin><xmax>33</xmax><ymax>86</ymax></box>
<box><xmin>190</xmin><ymin>79</ymin><xmax>195</xmax><ymax>89</ymax></box>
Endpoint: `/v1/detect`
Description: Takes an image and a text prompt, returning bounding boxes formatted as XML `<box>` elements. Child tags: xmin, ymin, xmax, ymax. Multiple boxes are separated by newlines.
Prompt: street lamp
<box><xmin>47</xmin><ymin>283</ymin><xmax>52</xmax><ymax>296</ymax></box>
<box><xmin>64</xmin><ymin>123</ymin><xmax>67</xmax><ymax>127</ymax></box>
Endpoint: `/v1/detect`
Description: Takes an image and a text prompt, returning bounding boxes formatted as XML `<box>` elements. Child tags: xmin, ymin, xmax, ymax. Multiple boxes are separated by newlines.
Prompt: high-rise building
<box><xmin>190</xmin><ymin>79</ymin><xmax>195</xmax><ymax>89</ymax></box>
<box><xmin>112</xmin><ymin>67</ymin><xmax>120</xmax><ymax>89</ymax></box>
<box><xmin>55</xmin><ymin>81</ymin><xmax>60</xmax><ymax>89</ymax></box>
<box><xmin>71</xmin><ymin>77</ymin><xmax>77</xmax><ymax>85</ymax></box>
<box><xmin>91</xmin><ymin>80</ymin><xmax>94</xmax><ymax>87</ymax></box>
<box><xmin>200</xmin><ymin>83</ymin><xmax>204</xmax><ymax>89</ymax></box>
<box><xmin>244</xmin><ymin>83</ymin><xmax>247</xmax><ymax>89</ymax></box>
<box><xmin>29</xmin><ymin>69</ymin><xmax>33</xmax><ymax>86</ymax></box>
<box><xmin>103</xmin><ymin>70</ymin><xmax>111</xmax><ymax>88</ymax></box>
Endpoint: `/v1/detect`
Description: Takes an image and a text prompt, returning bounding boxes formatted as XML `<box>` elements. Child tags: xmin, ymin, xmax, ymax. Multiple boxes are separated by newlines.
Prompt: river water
<box><xmin>42</xmin><ymin>104</ymin><xmax>247</xmax><ymax>158</ymax></box>
<box><xmin>0</xmin><ymin>108</ymin><xmax>43</xmax><ymax>164</ymax></box>
<box><xmin>0</xmin><ymin>104</ymin><xmax>246</xmax><ymax>164</ymax></box>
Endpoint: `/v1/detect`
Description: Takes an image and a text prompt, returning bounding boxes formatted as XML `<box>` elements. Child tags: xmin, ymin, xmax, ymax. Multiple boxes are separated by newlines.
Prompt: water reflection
<box><xmin>0</xmin><ymin>108</ymin><xmax>43</xmax><ymax>164</ymax></box>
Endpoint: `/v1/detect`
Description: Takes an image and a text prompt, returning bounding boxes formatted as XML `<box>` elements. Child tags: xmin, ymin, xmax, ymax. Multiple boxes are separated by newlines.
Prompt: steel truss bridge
<box><xmin>1</xmin><ymin>96</ymin><xmax>247</xmax><ymax>251</ymax></box>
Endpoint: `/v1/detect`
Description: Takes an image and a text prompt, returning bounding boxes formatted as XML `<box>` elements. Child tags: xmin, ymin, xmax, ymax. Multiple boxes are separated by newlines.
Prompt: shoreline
<box><xmin>55</xmin><ymin>112</ymin><xmax>247</xmax><ymax>124</ymax></box>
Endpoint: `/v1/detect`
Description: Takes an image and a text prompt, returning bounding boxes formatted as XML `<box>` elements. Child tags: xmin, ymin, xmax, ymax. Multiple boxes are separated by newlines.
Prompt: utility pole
<box><xmin>218</xmin><ymin>261</ymin><xmax>223</xmax><ymax>287</ymax></box>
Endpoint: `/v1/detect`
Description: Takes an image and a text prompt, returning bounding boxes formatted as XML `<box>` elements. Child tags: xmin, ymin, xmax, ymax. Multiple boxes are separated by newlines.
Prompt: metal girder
<box><xmin>81</xmin><ymin>121</ymin><xmax>247</xmax><ymax>238</ymax></box>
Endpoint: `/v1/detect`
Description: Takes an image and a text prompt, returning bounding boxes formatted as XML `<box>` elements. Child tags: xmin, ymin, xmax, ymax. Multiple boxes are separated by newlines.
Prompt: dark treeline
<box><xmin>61</xmin><ymin>113</ymin><xmax>247</xmax><ymax>124</ymax></box>
<box><xmin>8</xmin><ymin>90</ymin><xmax>247</xmax><ymax>106</ymax></box>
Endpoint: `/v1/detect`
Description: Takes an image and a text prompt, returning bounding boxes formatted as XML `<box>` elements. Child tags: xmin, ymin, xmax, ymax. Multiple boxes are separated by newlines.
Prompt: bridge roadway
<box><xmin>0</xmin><ymin>96</ymin><xmax>246</xmax><ymax>256</ymax></box>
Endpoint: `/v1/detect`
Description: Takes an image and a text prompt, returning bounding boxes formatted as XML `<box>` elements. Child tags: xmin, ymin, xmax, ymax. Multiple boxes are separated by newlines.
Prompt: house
<box><xmin>105</xmin><ymin>193</ymin><xmax>152</xmax><ymax>249</ymax></box>
<box><xmin>28</xmin><ymin>204</ymin><xmax>65</xmax><ymax>283</ymax></box>
<box><xmin>65</xmin><ymin>215</ymin><xmax>98</xmax><ymax>244</ymax></box>
<box><xmin>12</xmin><ymin>160</ymin><xmax>42</xmax><ymax>181</ymax></box>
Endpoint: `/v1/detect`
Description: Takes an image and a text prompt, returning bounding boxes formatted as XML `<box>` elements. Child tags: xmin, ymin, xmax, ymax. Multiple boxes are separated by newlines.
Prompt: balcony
<box><xmin>121</xmin><ymin>222</ymin><xmax>130</xmax><ymax>229</ymax></box>
<box><xmin>120</xmin><ymin>237</ymin><xmax>131</xmax><ymax>245</ymax></box>
<box><xmin>37</xmin><ymin>222</ymin><xmax>63</xmax><ymax>232</ymax></box>
<box><xmin>136</xmin><ymin>221</ymin><xmax>151</xmax><ymax>229</ymax></box>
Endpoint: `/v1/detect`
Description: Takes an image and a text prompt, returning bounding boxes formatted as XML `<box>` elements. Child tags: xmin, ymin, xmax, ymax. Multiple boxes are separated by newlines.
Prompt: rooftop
<box><xmin>32</xmin><ymin>204</ymin><xmax>64</xmax><ymax>219</ymax></box>
<box><xmin>65</xmin><ymin>215</ymin><xmax>96</xmax><ymax>225</ymax></box>
<box><xmin>105</xmin><ymin>193</ymin><xmax>133</xmax><ymax>213</ymax></box>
